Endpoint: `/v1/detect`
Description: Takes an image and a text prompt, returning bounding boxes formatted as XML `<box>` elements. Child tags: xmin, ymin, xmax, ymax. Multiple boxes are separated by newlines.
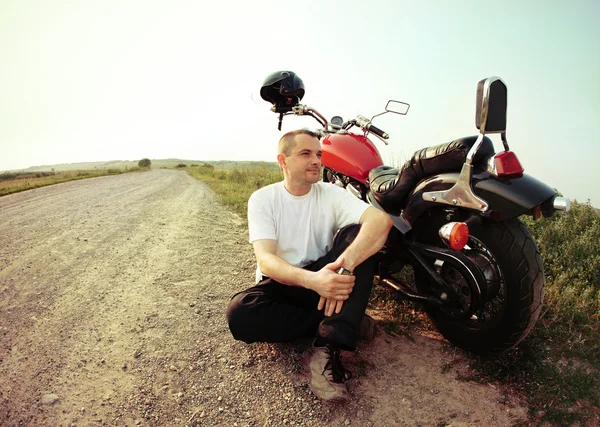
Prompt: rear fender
<box><xmin>402</xmin><ymin>169</ymin><xmax>557</xmax><ymax>224</ymax></box>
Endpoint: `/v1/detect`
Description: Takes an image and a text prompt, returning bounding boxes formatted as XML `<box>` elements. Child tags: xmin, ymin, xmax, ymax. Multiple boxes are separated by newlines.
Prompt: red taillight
<box><xmin>494</xmin><ymin>151</ymin><xmax>524</xmax><ymax>178</ymax></box>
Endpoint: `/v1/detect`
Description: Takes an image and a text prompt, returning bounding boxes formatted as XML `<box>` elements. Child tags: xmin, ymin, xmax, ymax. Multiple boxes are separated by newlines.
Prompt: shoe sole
<box><xmin>308</xmin><ymin>382</ymin><xmax>349</xmax><ymax>402</ymax></box>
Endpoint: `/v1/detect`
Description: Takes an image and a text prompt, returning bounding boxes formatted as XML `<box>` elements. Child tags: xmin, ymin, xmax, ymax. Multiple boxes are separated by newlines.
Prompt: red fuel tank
<box><xmin>321</xmin><ymin>133</ymin><xmax>384</xmax><ymax>184</ymax></box>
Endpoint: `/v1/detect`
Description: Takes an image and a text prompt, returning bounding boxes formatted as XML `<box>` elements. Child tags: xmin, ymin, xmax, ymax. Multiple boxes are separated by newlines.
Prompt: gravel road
<box><xmin>0</xmin><ymin>170</ymin><xmax>528</xmax><ymax>426</ymax></box>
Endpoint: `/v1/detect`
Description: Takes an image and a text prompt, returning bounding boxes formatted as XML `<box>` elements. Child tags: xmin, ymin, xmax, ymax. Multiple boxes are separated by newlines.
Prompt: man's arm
<box><xmin>340</xmin><ymin>206</ymin><xmax>393</xmax><ymax>271</ymax></box>
<box><xmin>320</xmin><ymin>206</ymin><xmax>393</xmax><ymax>316</ymax></box>
<box><xmin>253</xmin><ymin>239</ymin><xmax>355</xmax><ymax>302</ymax></box>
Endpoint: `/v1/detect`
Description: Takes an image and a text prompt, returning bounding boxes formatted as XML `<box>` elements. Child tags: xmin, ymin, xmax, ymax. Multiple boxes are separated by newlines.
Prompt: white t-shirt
<box><xmin>248</xmin><ymin>181</ymin><xmax>370</xmax><ymax>283</ymax></box>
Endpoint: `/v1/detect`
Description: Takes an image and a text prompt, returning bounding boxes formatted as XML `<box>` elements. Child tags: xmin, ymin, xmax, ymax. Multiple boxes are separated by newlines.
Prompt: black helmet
<box><xmin>260</xmin><ymin>71</ymin><xmax>305</xmax><ymax>107</ymax></box>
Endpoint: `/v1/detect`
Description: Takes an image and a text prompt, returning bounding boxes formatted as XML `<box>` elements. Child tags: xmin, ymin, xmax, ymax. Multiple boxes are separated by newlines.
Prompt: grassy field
<box><xmin>188</xmin><ymin>165</ymin><xmax>600</xmax><ymax>426</ymax></box>
<box><xmin>0</xmin><ymin>169</ymin><xmax>140</xmax><ymax>197</ymax></box>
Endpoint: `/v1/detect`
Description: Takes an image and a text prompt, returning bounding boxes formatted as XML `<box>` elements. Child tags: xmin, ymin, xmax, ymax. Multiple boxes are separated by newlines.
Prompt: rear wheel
<box><xmin>415</xmin><ymin>218</ymin><xmax>544</xmax><ymax>353</ymax></box>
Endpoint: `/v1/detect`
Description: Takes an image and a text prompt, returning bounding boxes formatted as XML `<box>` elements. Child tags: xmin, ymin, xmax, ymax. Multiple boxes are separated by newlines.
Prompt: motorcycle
<box><xmin>259</xmin><ymin>71</ymin><xmax>570</xmax><ymax>353</ymax></box>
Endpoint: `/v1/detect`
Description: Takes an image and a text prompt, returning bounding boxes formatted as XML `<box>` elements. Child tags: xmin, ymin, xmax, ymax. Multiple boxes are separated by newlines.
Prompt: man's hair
<box><xmin>278</xmin><ymin>129</ymin><xmax>319</xmax><ymax>156</ymax></box>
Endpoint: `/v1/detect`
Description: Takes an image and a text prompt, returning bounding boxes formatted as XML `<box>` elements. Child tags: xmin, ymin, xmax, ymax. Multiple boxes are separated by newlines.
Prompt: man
<box><xmin>226</xmin><ymin>129</ymin><xmax>393</xmax><ymax>401</ymax></box>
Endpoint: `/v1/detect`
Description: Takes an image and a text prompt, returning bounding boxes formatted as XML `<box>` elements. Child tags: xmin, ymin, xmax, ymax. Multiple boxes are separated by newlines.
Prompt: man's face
<box><xmin>281</xmin><ymin>134</ymin><xmax>322</xmax><ymax>185</ymax></box>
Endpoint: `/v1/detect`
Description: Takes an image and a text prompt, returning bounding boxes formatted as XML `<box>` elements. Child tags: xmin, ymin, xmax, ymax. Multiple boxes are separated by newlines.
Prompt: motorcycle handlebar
<box><xmin>368</xmin><ymin>124</ymin><xmax>389</xmax><ymax>139</ymax></box>
<box><xmin>355</xmin><ymin>115</ymin><xmax>389</xmax><ymax>140</ymax></box>
<box><xmin>270</xmin><ymin>105</ymin><xmax>389</xmax><ymax>141</ymax></box>
<box><xmin>272</xmin><ymin>105</ymin><xmax>294</xmax><ymax>113</ymax></box>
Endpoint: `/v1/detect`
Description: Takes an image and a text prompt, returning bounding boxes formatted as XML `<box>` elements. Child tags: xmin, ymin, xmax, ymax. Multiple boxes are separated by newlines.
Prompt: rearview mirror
<box><xmin>476</xmin><ymin>77</ymin><xmax>507</xmax><ymax>133</ymax></box>
<box><xmin>386</xmin><ymin>100</ymin><xmax>410</xmax><ymax>115</ymax></box>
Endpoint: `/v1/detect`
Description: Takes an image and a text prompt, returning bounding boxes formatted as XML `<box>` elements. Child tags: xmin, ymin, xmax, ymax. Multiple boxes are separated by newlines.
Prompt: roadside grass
<box><xmin>448</xmin><ymin>320</ymin><xmax>600</xmax><ymax>426</ymax></box>
<box><xmin>185</xmin><ymin>163</ymin><xmax>282</xmax><ymax>219</ymax></box>
<box><xmin>187</xmin><ymin>165</ymin><xmax>600</xmax><ymax>425</ymax></box>
<box><xmin>0</xmin><ymin>168</ymin><xmax>140</xmax><ymax>197</ymax></box>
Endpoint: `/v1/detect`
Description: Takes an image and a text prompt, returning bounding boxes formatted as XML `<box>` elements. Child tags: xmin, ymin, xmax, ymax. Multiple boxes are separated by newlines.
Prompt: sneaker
<box><xmin>359</xmin><ymin>314</ymin><xmax>376</xmax><ymax>341</ymax></box>
<box><xmin>308</xmin><ymin>346</ymin><xmax>352</xmax><ymax>401</ymax></box>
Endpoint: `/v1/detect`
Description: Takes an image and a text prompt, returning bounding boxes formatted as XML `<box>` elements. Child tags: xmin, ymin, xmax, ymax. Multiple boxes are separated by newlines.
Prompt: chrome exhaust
<box><xmin>542</xmin><ymin>196</ymin><xmax>571</xmax><ymax>218</ymax></box>
<box><xmin>553</xmin><ymin>196</ymin><xmax>570</xmax><ymax>213</ymax></box>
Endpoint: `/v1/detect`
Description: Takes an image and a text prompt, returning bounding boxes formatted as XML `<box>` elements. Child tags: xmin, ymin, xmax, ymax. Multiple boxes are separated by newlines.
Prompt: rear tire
<box><xmin>415</xmin><ymin>218</ymin><xmax>544</xmax><ymax>353</ymax></box>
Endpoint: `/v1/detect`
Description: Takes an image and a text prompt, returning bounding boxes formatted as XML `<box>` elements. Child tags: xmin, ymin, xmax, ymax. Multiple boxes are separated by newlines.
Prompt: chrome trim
<box><xmin>371</xmin><ymin>132</ymin><xmax>389</xmax><ymax>145</ymax></box>
<box><xmin>330</xmin><ymin>116</ymin><xmax>344</xmax><ymax>127</ymax></box>
<box><xmin>385</xmin><ymin>100</ymin><xmax>410</xmax><ymax>115</ymax></box>
<box><xmin>500</xmin><ymin>131</ymin><xmax>510</xmax><ymax>152</ymax></box>
<box><xmin>292</xmin><ymin>105</ymin><xmax>307</xmax><ymax>115</ymax></box>
<box><xmin>438</xmin><ymin>222</ymin><xmax>455</xmax><ymax>247</ymax></box>
<box><xmin>553</xmin><ymin>197</ymin><xmax>571</xmax><ymax>213</ymax></box>
<box><xmin>439</xmin><ymin>76</ymin><xmax>506</xmax><ymax>208</ymax></box>
<box><xmin>439</xmin><ymin>222</ymin><xmax>469</xmax><ymax>250</ymax></box>
<box><xmin>486</xmin><ymin>155</ymin><xmax>498</xmax><ymax>177</ymax></box>
<box><xmin>374</xmin><ymin>276</ymin><xmax>430</xmax><ymax>302</ymax></box>
<box><xmin>478</xmin><ymin>76</ymin><xmax>505</xmax><ymax>135</ymax></box>
<box><xmin>370</xmin><ymin>111</ymin><xmax>387</xmax><ymax>122</ymax></box>
<box><xmin>465</xmin><ymin>133</ymin><xmax>485</xmax><ymax>164</ymax></box>
<box><xmin>346</xmin><ymin>183</ymin><xmax>362</xmax><ymax>200</ymax></box>
<box><xmin>355</xmin><ymin>115</ymin><xmax>370</xmax><ymax>128</ymax></box>
<box><xmin>422</xmin><ymin>162</ymin><xmax>490</xmax><ymax>212</ymax></box>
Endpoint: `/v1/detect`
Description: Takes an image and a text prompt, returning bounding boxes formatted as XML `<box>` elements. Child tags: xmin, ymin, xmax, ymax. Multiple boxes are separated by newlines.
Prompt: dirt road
<box><xmin>0</xmin><ymin>170</ymin><xmax>527</xmax><ymax>426</ymax></box>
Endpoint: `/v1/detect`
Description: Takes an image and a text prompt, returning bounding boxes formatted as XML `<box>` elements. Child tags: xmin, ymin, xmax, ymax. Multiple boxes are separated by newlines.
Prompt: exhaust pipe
<box><xmin>542</xmin><ymin>196</ymin><xmax>570</xmax><ymax>218</ymax></box>
<box><xmin>374</xmin><ymin>275</ymin><xmax>445</xmax><ymax>306</ymax></box>
<box><xmin>553</xmin><ymin>196</ymin><xmax>570</xmax><ymax>213</ymax></box>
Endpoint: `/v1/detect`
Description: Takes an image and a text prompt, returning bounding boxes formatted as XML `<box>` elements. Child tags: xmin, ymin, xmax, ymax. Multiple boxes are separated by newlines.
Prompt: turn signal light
<box><xmin>494</xmin><ymin>151</ymin><xmax>524</xmax><ymax>178</ymax></box>
<box><xmin>439</xmin><ymin>222</ymin><xmax>469</xmax><ymax>250</ymax></box>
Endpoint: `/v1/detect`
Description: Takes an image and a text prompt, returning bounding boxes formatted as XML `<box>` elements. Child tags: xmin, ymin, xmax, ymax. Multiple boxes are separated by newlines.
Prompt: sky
<box><xmin>1</xmin><ymin>0</ymin><xmax>599</xmax><ymax>206</ymax></box>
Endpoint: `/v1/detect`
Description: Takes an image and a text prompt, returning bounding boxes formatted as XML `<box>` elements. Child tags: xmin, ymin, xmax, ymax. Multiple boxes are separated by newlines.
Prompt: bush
<box><xmin>0</xmin><ymin>172</ymin><xmax>27</xmax><ymax>181</ymax></box>
<box><xmin>190</xmin><ymin>163</ymin><xmax>214</xmax><ymax>174</ymax></box>
<box><xmin>35</xmin><ymin>172</ymin><xmax>55</xmax><ymax>178</ymax></box>
<box><xmin>522</xmin><ymin>201</ymin><xmax>600</xmax><ymax>326</ymax></box>
<box><xmin>138</xmin><ymin>158</ymin><xmax>151</xmax><ymax>168</ymax></box>
<box><xmin>230</xmin><ymin>169</ymin><xmax>248</xmax><ymax>184</ymax></box>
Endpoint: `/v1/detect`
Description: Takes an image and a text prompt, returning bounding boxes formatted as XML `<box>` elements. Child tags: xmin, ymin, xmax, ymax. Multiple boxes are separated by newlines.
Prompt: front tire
<box><xmin>415</xmin><ymin>218</ymin><xmax>544</xmax><ymax>353</ymax></box>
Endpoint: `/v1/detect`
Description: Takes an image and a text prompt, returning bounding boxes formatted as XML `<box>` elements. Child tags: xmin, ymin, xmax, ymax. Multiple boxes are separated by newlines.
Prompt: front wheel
<box><xmin>415</xmin><ymin>218</ymin><xmax>544</xmax><ymax>353</ymax></box>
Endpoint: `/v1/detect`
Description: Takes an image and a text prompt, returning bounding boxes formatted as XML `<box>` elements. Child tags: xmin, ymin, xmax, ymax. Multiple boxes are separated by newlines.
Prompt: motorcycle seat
<box><xmin>369</xmin><ymin>135</ymin><xmax>494</xmax><ymax>214</ymax></box>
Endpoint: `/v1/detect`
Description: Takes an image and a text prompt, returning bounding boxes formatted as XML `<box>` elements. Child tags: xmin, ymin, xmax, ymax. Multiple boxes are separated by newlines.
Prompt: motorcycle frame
<box><xmin>374</xmin><ymin>235</ymin><xmax>489</xmax><ymax>319</ymax></box>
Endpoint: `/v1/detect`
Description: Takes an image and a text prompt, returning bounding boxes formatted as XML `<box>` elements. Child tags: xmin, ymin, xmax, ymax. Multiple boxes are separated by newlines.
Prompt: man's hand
<box><xmin>318</xmin><ymin>296</ymin><xmax>345</xmax><ymax>317</ymax></box>
<box><xmin>310</xmin><ymin>256</ymin><xmax>354</xmax><ymax>317</ymax></box>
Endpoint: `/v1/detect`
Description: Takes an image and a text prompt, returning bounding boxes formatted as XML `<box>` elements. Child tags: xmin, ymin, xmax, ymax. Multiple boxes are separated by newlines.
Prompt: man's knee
<box><xmin>332</xmin><ymin>224</ymin><xmax>361</xmax><ymax>252</ymax></box>
<box><xmin>355</xmin><ymin>253</ymin><xmax>377</xmax><ymax>272</ymax></box>
<box><xmin>226</xmin><ymin>293</ymin><xmax>251</xmax><ymax>343</ymax></box>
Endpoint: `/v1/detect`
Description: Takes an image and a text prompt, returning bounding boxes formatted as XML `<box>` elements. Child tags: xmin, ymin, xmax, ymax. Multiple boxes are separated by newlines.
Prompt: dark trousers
<box><xmin>226</xmin><ymin>224</ymin><xmax>375</xmax><ymax>351</ymax></box>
